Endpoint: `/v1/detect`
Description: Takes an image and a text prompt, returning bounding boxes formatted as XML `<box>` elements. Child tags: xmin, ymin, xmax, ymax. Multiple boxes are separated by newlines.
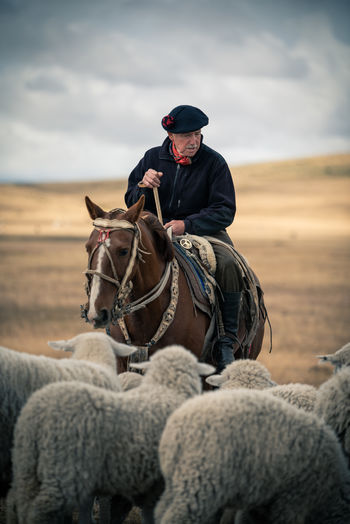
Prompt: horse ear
<box><xmin>124</xmin><ymin>195</ymin><xmax>145</xmax><ymax>224</ymax></box>
<box><xmin>85</xmin><ymin>196</ymin><xmax>106</xmax><ymax>219</ymax></box>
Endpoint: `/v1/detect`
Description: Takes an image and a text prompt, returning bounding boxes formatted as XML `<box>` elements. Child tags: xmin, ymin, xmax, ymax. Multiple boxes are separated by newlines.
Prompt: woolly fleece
<box><xmin>155</xmin><ymin>389</ymin><xmax>350</xmax><ymax>524</ymax></box>
<box><xmin>0</xmin><ymin>332</ymin><xmax>134</xmax><ymax>496</ymax></box>
<box><xmin>315</xmin><ymin>366</ymin><xmax>350</xmax><ymax>465</ymax></box>
<box><xmin>268</xmin><ymin>383</ymin><xmax>317</xmax><ymax>412</ymax></box>
<box><xmin>206</xmin><ymin>359</ymin><xmax>276</xmax><ymax>389</ymax></box>
<box><xmin>7</xmin><ymin>345</ymin><xmax>213</xmax><ymax>524</ymax></box>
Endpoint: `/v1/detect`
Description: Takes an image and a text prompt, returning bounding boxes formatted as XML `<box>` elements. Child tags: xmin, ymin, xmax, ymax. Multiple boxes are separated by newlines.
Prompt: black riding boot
<box><xmin>216</xmin><ymin>291</ymin><xmax>242</xmax><ymax>373</ymax></box>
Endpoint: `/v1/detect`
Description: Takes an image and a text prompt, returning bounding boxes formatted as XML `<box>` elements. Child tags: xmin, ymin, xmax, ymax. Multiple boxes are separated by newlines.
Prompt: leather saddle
<box><xmin>172</xmin><ymin>234</ymin><xmax>266</xmax><ymax>360</ymax></box>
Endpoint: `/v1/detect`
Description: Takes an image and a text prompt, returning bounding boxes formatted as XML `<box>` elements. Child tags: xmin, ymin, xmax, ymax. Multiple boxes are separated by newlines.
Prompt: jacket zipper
<box><xmin>169</xmin><ymin>164</ymin><xmax>181</xmax><ymax>210</ymax></box>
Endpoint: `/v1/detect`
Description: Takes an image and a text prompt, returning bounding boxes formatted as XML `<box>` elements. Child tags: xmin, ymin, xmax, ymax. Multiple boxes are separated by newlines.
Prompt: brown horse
<box><xmin>82</xmin><ymin>195</ymin><xmax>267</xmax><ymax>373</ymax></box>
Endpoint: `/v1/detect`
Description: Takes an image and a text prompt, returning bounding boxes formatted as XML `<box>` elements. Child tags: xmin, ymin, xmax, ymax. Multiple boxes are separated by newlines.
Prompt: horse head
<box><xmin>83</xmin><ymin>195</ymin><xmax>174</xmax><ymax>330</ymax></box>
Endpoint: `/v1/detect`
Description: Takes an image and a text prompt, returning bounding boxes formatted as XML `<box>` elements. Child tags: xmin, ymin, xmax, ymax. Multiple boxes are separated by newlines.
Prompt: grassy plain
<box><xmin>0</xmin><ymin>153</ymin><xmax>349</xmax><ymax>387</ymax></box>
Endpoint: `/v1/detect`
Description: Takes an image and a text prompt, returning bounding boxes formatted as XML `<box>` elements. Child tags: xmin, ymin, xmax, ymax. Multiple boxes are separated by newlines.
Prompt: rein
<box><xmin>82</xmin><ymin>216</ymin><xmax>179</xmax><ymax>349</ymax></box>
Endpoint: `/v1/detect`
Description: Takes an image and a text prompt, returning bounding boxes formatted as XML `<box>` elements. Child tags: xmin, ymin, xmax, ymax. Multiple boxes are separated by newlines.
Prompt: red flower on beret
<box><xmin>162</xmin><ymin>115</ymin><xmax>175</xmax><ymax>129</ymax></box>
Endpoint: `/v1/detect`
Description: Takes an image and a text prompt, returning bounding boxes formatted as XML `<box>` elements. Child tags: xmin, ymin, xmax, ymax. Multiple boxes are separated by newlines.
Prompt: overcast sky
<box><xmin>0</xmin><ymin>0</ymin><xmax>349</xmax><ymax>182</ymax></box>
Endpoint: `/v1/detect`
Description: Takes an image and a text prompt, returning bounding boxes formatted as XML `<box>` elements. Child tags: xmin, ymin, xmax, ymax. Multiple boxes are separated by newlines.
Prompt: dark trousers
<box><xmin>209</xmin><ymin>230</ymin><xmax>243</xmax><ymax>293</ymax></box>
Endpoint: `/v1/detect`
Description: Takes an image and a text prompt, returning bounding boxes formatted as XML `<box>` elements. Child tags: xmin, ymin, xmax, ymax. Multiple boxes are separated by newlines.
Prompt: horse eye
<box><xmin>118</xmin><ymin>248</ymin><xmax>129</xmax><ymax>257</ymax></box>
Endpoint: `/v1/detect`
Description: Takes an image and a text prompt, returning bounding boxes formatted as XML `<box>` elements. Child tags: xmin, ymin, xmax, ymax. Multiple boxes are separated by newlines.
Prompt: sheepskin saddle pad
<box><xmin>173</xmin><ymin>234</ymin><xmax>217</xmax><ymax>316</ymax></box>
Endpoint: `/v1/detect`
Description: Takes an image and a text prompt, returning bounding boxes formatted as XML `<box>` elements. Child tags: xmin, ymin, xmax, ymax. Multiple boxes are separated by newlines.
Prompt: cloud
<box><xmin>0</xmin><ymin>0</ymin><xmax>349</xmax><ymax>181</ymax></box>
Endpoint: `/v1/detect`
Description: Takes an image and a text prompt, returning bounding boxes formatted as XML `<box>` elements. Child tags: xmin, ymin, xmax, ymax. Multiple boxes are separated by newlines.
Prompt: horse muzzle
<box><xmin>81</xmin><ymin>304</ymin><xmax>111</xmax><ymax>329</ymax></box>
<box><xmin>92</xmin><ymin>307</ymin><xmax>111</xmax><ymax>328</ymax></box>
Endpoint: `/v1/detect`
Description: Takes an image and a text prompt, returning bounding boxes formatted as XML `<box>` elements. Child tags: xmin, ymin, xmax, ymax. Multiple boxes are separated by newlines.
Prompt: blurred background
<box><xmin>0</xmin><ymin>0</ymin><xmax>349</xmax><ymax>387</ymax></box>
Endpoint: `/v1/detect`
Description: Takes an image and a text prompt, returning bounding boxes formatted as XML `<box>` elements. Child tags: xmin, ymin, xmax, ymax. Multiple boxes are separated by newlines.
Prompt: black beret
<box><xmin>161</xmin><ymin>105</ymin><xmax>209</xmax><ymax>133</ymax></box>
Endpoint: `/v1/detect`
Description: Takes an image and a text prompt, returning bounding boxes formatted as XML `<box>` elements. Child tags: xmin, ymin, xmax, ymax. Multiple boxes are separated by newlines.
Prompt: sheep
<box><xmin>6</xmin><ymin>345</ymin><xmax>214</xmax><ymax>524</ymax></box>
<box><xmin>314</xmin><ymin>366</ymin><xmax>350</xmax><ymax>466</ymax></box>
<box><xmin>206</xmin><ymin>359</ymin><xmax>317</xmax><ymax>412</ymax></box>
<box><xmin>98</xmin><ymin>370</ymin><xmax>144</xmax><ymax>523</ymax></box>
<box><xmin>118</xmin><ymin>371</ymin><xmax>144</xmax><ymax>391</ymax></box>
<box><xmin>154</xmin><ymin>389</ymin><xmax>350</xmax><ymax>524</ymax></box>
<box><xmin>268</xmin><ymin>383</ymin><xmax>317</xmax><ymax>412</ymax></box>
<box><xmin>0</xmin><ymin>332</ymin><xmax>136</xmax><ymax>498</ymax></box>
<box><xmin>317</xmin><ymin>341</ymin><xmax>350</xmax><ymax>372</ymax></box>
<box><xmin>205</xmin><ymin>359</ymin><xmax>276</xmax><ymax>390</ymax></box>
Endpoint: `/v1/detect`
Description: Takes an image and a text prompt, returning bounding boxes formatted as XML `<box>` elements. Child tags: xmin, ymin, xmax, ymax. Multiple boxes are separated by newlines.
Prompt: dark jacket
<box><xmin>124</xmin><ymin>136</ymin><xmax>236</xmax><ymax>236</ymax></box>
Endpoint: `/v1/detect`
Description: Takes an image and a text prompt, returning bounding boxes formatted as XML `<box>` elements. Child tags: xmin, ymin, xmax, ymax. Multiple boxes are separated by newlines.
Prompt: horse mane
<box><xmin>141</xmin><ymin>212</ymin><xmax>174</xmax><ymax>263</ymax></box>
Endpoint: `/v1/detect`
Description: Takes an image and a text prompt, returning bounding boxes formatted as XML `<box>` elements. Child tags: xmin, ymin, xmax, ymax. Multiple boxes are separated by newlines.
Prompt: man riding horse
<box><xmin>125</xmin><ymin>104</ymin><xmax>242</xmax><ymax>371</ymax></box>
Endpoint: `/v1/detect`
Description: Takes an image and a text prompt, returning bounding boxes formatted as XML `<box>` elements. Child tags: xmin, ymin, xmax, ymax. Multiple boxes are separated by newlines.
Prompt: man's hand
<box><xmin>164</xmin><ymin>220</ymin><xmax>185</xmax><ymax>236</ymax></box>
<box><xmin>141</xmin><ymin>169</ymin><xmax>163</xmax><ymax>188</ymax></box>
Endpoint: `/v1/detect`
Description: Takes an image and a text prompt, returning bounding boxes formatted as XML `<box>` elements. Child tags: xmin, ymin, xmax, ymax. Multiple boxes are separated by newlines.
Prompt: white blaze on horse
<box><xmin>88</xmin><ymin>235</ymin><xmax>112</xmax><ymax>323</ymax></box>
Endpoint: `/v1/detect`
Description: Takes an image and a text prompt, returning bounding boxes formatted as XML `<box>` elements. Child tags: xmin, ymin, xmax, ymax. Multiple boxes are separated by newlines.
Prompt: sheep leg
<box><xmin>266</xmin><ymin>505</ymin><xmax>305</xmax><ymax>524</ymax></box>
<box><xmin>97</xmin><ymin>495</ymin><xmax>111</xmax><ymax>524</ymax></box>
<box><xmin>219</xmin><ymin>507</ymin><xmax>237</xmax><ymax>523</ymax></box>
<box><xmin>155</xmin><ymin>476</ymin><xmax>221</xmax><ymax>524</ymax></box>
<box><xmin>77</xmin><ymin>494</ymin><xmax>96</xmax><ymax>524</ymax></box>
<box><xmin>5</xmin><ymin>487</ymin><xmax>18</xmax><ymax>524</ymax></box>
<box><xmin>139</xmin><ymin>481</ymin><xmax>164</xmax><ymax>524</ymax></box>
<box><xmin>25</xmin><ymin>487</ymin><xmax>68</xmax><ymax>524</ymax></box>
<box><xmin>109</xmin><ymin>494</ymin><xmax>132</xmax><ymax>524</ymax></box>
<box><xmin>236</xmin><ymin>507</ymin><xmax>305</xmax><ymax>524</ymax></box>
<box><xmin>141</xmin><ymin>504</ymin><xmax>155</xmax><ymax>524</ymax></box>
<box><xmin>233</xmin><ymin>510</ymin><xmax>256</xmax><ymax>524</ymax></box>
<box><xmin>155</xmin><ymin>496</ymin><xmax>215</xmax><ymax>524</ymax></box>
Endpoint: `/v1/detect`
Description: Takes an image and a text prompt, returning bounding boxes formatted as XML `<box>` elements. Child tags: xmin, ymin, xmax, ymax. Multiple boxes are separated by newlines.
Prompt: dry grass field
<box><xmin>0</xmin><ymin>152</ymin><xmax>349</xmax><ymax>389</ymax></box>
<box><xmin>0</xmin><ymin>153</ymin><xmax>349</xmax><ymax>523</ymax></box>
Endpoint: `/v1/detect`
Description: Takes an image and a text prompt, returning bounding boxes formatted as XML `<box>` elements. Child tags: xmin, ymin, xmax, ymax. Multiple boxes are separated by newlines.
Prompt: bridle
<box><xmin>81</xmin><ymin>216</ymin><xmax>179</xmax><ymax>349</ymax></box>
<box><xmin>84</xmin><ymin>217</ymin><xmax>143</xmax><ymax>311</ymax></box>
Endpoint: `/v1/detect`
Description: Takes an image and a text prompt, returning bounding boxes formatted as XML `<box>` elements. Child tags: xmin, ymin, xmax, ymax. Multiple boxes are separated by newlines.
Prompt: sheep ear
<box><xmin>109</xmin><ymin>340</ymin><xmax>138</xmax><ymax>357</ymax></box>
<box><xmin>48</xmin><ymin>340</ymin><xmax>73</xmax><ymax>352</ymax></box>
<box><xmin>317</xmin><ymin>354</ymin><xmax>334</xmax><ymax>363</ymax></box>
<box><xmin>205</xmin><ymin>374</ymin><xmax>226</xmax><ymax>386</ymax></box>
<box><xmin>129</xmin><ymin>361</ymin><xmax>152</xmax><ymax>371</ymax></box>
<box><xmin>197</xmin><ymin>363</ymin><xmax>216</xmax><ymax>376</ymax></box>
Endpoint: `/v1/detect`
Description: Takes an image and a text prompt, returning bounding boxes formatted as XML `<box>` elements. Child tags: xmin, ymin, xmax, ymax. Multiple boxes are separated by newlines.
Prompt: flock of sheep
<box><xmin>0</xmin><ymin>334</ymin><xmax>350</xmax><ymax>523</ymax></box>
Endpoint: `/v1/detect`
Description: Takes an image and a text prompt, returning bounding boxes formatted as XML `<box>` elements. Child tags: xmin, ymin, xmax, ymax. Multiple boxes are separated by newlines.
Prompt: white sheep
<box><xmin>267</xmin><ymin>383</ymin><xmax>317</xmax><ymax>412</ymax></box>
<box><xmin>118</xmin><ymin>371</ymin><xmax>144</xmax><ymax>391</ymax></box>
<box><xmin>154</xmin><ymin>389</ymin><xmax>350</xmax><ymax>524</ymax></box>
<box><xmin>205</xmin><ymin>359</ymin><xmax>276</xmax><ymax>390</ymax></box>
<box><xmin>317</xmin><ymin>341</ymin><xmax>350</xmax><ymax>372</ymax></box>
<box><xmin>6</xmin><ymin>345</ymin><xmax>214</xmax><ymax>524</ymax></box>
<box><xmin>206</xmin><ymin>359</ymin><xmax>317</xmax><ymax>412</ymax></box>
<box><xmin>98</xmin><ymin>370</ymin><xmax>144</xmax><ymax>524</ymax></box>
<box><xmin>0</xmin><ymin>332</ymin><xmax>136</xmax><ymax>498</ymax></box>
<box><xmin>314</xmin><ymin>366</ymin><xmax>350</xmax><ymax>466</ymax></box>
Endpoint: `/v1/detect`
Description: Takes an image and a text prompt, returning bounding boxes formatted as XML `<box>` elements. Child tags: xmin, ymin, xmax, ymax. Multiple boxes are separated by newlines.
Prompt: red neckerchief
<box><xmin>171</xmin><ymin>142</ymin><xmax>192</xmax><ymax>165</ymax></box>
